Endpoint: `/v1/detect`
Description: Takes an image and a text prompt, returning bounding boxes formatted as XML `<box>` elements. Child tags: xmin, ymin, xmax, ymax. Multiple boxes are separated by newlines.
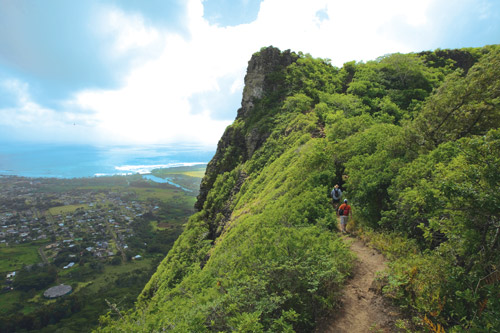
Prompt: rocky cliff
<box><xmin>195</xmin><ymin>47</ymin><xmax>297</xmax><ymax>212</ymax></box>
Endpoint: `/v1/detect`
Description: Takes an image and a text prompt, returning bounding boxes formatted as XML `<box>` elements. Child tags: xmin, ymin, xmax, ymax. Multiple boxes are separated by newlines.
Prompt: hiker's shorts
<box><xmin>340</xmin><ymin>216</ymin><xmax>348</xmax><ymax>226</ymax></box>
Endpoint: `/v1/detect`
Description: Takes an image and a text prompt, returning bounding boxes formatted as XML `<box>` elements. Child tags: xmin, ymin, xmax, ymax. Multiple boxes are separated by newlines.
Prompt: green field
<box><xmin>0</xmin><ymin>243</ymin><xmax>42</xmax><ymax>273</ymax></box>
<box><xmin>0</xmin><ymin>289</ymin><xmax>40</xmax><ymax>316</ymax></box>
<box><xmin>54</xmin><ymin>257</ymin><xmax>154</xmax><ymax>294</ymax></box>
<box><xmin>0</xmin><ymin>244</ymin><xmax>44</xmax><ymax>315</ymax></box>
<box><xmin>133</xmin><ymin>187</ymin><xmax>183</xmax><ymax>201</ymax></box>
<box><xmin>150</xmin><ymin>221</ymin><xmax>174</xmax><ymax>231</ymax></box>
<box><xmin>84</xmin><ymin>258</ymin><xmax>154</xmax><ymax>294</ymax></box>
<box><xmin>182</xmin><ymin>170</ymin><xmax>206</xmax><ymax>178</ymax></box>
<box><xmin>75</xmin><ymin>184</ymin><xmax>196</xmax><ymax>203</ymax></box>
<box><xmin>0</xmin><ymin>291</ymin><xmax>22</xmax><ymax>315</ymax></box>
<box><xmin>151</xmin><ymin>165</ymin><xmax>206</xmax><ymax>178</ymax></box>
<box><xmin>48</xmin><ymin>204</ymin><xmax>89</xmax><ymax>215</ymax></box>
<box><xmin>150</xmin><ymin>165</ymin><xmax>206</xmax><ymax>193</ymax></box>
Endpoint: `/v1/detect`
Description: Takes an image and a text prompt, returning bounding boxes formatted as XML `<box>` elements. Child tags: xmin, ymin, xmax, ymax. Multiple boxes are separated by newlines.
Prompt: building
<box><xmin>63</xmin><ymin>262</ymin><xmax>75</xmax><ymax>269</ymax></box>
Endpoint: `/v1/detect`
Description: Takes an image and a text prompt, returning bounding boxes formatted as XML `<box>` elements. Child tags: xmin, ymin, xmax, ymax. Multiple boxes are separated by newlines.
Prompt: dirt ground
<box><xmin>316</xmin><ymin>235</ymin><xmax>405</xmax><ymax>332</ymax></box>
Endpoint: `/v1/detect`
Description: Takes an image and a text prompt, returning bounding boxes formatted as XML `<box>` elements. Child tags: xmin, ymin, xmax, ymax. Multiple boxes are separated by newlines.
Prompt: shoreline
<box><xmin>0</xmin><ymin>163</ymin><xmax>207</xmax><ymax>181</ymax></box>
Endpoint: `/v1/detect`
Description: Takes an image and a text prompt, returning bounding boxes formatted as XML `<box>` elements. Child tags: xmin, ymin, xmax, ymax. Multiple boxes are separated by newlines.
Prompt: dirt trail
<box><xmin>317</xmin><ymin>235</ymin><xmax>403</xmax><ymax>332</ymax></box>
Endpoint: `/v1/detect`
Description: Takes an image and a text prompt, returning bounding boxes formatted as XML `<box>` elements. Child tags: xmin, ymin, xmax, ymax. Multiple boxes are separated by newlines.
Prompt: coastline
<box><xmin>0</xmin><ymin>143</ymin><xmax>213</xmax><ymax>179</ymax></box>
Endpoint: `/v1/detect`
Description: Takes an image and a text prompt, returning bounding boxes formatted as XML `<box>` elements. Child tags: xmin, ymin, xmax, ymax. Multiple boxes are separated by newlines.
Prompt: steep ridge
<box><xmin>99</xmin><ymin>45</ymin><xmax>500</xmax><ymax>332</ymax></box>
<box><xmin>99</xmin><ymin>46</ymin><xmax>355</xmax><ymax>332</ymax></box>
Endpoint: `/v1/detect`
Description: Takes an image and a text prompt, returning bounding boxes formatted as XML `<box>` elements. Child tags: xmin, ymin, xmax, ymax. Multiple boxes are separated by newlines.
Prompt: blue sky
<box><xmin>0</xmin><ymin>0</ymin><xmax>498</xmax><ymax>147</ymax></box>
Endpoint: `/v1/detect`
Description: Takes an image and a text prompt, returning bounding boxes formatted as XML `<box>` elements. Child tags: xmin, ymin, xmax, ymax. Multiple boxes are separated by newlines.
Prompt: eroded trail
<box><xmin>317</xmin><ymin>236</ymin><xmax>402</xmax><ymax>332</ymax></box>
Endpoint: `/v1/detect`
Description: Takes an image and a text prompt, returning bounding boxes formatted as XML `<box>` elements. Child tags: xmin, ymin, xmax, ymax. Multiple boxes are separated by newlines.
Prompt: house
<box><xmin>63</xmin><ymin>262</ymin><xmax>75</xmax><ymax>269</ymax></box>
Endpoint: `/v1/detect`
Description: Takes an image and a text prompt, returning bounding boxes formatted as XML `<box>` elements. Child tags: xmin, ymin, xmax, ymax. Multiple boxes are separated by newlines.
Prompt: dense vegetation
<box><xmin>101</xmin><ymin>45</ymin><xmax>499</xmax><ymax>332</ymax></box>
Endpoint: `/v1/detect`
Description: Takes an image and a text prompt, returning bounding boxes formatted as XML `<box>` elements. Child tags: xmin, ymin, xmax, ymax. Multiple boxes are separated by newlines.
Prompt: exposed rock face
<box><xmin>195</xmin><ymin>46</ymin><xmax>298</xmax><ymax>212</ymax></box>
<box><xmin>238</xmin><ymin>46</ymin><xmax>296</xmax><ymax>118</ymax></box>
<box><xmin>245</xmin><ymin>126</ymin><xmax>263</xmax><ymax>159</ymax></box>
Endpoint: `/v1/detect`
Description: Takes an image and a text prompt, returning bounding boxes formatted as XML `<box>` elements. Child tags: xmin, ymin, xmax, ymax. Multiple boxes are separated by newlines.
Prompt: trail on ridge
<box><xmin>317</xmin><ymin>236</ymin><xmax>404</xmax><ymax>332</ymax></box>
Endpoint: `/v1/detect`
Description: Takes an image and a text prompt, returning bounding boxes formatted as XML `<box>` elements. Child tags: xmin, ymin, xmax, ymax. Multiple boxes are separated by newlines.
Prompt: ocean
<box><xmin>0</xmin><ymin>143</ymin><xmax>215</xmax><ymax>179</ymax></box>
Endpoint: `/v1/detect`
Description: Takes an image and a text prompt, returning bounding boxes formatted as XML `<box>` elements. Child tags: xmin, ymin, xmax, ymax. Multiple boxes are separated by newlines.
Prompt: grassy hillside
<box><xmin>100</xmin><ymin>45</ymin><xmax>500</xmax><ymax>332</ymax></box>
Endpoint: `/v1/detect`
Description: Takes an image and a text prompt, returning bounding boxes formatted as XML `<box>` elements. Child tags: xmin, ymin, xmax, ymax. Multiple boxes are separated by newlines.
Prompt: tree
<box><xmin>111</xmin><ymin>256</ymin><xmax>122</xmax><ymax>265</ymax></box>
<box><xmin>415</xmin><ymin>47</ymin><xmax>500</xmax><ymax>148</ymax></box>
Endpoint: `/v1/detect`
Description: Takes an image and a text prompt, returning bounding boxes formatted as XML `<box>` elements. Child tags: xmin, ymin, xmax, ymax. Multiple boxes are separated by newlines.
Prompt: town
<box><xmin>1</xmin><ymin>176</ymin><xmax>158</xmax><ymax>264</ymax></box>
<box><xmin>0</xmin><ymin>169</ymin><xmax>202</xmax><ymax>332</ymax></box>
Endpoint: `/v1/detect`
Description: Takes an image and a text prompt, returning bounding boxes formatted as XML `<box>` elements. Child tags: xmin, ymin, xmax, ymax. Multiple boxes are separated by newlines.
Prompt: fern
<box><xmin>423</xmin><ymin>315</ymin><xmax>446</xmax><ymax>333</ymax></box>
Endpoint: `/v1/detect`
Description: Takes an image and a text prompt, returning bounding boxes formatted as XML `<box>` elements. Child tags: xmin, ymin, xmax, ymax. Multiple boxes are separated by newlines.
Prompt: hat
<box><xmin>344</xmin><ymin>199</ymin><xmax>348</xmax><ymax>203</ymax></box>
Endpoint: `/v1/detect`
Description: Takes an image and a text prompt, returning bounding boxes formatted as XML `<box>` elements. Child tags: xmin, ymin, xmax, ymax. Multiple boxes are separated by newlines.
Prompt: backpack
<box><xmin>334</xmin><ymin>188</ymin><xmax>340</xmax><ymax>197</ymax></box>
<box><xmin>338</xmin><ymin>204</ymin><xmax>347</xmax><ymax>216</ymax></box>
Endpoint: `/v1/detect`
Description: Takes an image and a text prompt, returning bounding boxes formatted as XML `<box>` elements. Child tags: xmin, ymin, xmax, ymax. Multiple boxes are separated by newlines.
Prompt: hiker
<box><xmin>337</xmin><ymin>199</ymin><xmax>352</xmax><ymax>234</ymax></box>
<box><xmin>331</xmin><ymin>184</ymin><xmax>342</xmax><ymax>209</ymax></box>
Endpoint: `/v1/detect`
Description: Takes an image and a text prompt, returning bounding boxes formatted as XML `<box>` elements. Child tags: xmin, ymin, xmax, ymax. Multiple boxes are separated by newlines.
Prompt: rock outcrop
<box><xmin>195</xmin><ymin>46</ymin><xmax>297</xmax><ymax>212</ymax></box>
<box><xmin>238</xmin><ymin>47</ymin><xmax>297</xmax><ymax>118</ymax></box>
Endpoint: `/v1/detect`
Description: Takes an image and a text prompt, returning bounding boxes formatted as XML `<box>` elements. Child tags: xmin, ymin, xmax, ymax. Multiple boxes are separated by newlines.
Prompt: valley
<box><xmin>0</xmin><ymin>166</ymin><xmax>204</xmax><ymax>332</ymax></box>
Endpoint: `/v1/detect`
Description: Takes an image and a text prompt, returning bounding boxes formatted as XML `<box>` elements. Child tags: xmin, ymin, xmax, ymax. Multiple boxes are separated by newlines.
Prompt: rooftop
<box><xmin>43</xmin><ymin>284</ymin><xmax>72</xmax><ymax>299</ymax></box>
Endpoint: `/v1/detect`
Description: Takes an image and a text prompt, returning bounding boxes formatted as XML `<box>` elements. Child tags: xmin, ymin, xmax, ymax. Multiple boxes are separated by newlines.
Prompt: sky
<box><xmin>0</xmin><ymin>0</ymin><xmax>499</xmax><ymax>148</ymax></box>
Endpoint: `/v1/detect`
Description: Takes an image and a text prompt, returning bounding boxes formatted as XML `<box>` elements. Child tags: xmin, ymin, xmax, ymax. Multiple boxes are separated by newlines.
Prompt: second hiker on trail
<box><xmin>338</xmin><ymin>199</ymin><xmax>352</xmax><ymax>234</ymax></box>
<box><xmin>331</xmin><ymin>184</ymin><xmax>342</xmax><ymax>209</ymax></box>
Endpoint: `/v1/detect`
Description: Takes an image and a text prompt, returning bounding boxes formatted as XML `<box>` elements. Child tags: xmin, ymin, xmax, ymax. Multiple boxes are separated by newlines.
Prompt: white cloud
<box><xmin>244</xmin><ymin>0</ymin><xmax>436</xmax><ymax>65</ymax></box>
<box><xmin>1</xmin><ymin>0</ymin><xmax>493</xmax><ymax>146</ymax></box>
<box><xmin>230</xmin><ymin>78</ymin><xmax>244</xmax><ymax>94</ymax></box>
<box><xmin>66</xmin><ymin>0</ymin><xmax>453</xmax><ymax>146</ymax></box>
<box><xmin>0</xmin><ymin>79</ymin><xmax>98</xmax><ymax>142</ymax></box>
<box><xmin>101</xmin><ymin>8</ymin><xmax>161</xmax><ymax>53</ymax></box>
<box><xmin>72</xmin><ymin>0</ymin><xmax>253</xmax><ymax>146</ymax></box>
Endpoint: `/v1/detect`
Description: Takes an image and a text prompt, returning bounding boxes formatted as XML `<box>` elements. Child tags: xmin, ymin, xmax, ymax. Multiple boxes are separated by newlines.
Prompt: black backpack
<box><xmin>338</xmin><ymin>204</ymin><xmax>348</xmax><ymax>216</ymax></box>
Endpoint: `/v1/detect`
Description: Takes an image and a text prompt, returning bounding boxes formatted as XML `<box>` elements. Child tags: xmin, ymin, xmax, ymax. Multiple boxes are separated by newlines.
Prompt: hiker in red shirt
<box><xmin>337</xmin><ymin>199</ymin><xmax>352</xmax><ymax>234</ymax></box>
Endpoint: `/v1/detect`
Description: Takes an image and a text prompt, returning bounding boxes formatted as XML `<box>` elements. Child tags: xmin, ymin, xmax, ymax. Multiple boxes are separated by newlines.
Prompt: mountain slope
<box><xmin>99</xmin><ymin>44</ymin><xmax>500</xmax><ymax>332</ymax></box>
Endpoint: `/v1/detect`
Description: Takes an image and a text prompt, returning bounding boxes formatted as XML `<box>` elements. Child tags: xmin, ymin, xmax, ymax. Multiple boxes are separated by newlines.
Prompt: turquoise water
<box><xmin>141</xmin><ymin>174</ymin><xmax>192</xmax><ymax>192</ymax></box>
<box><xmin>0</xmin><ymin>143</ymin><xmax>214</xmax><ymax>179</ymax></box>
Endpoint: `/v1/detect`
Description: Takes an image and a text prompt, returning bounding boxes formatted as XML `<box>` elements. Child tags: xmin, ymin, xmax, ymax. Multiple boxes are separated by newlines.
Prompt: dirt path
<box><xmin>317</xmin><ymin>235</ymin><xmax>403</xmax><ymax>332</ymax></box>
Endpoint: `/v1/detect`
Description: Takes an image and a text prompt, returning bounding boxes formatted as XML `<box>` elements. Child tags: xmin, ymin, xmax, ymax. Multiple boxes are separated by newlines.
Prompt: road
<box><xmin>38</xmin><ymin>245</ymin><xmax>49</xmax><ymax>264</ymax></box>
